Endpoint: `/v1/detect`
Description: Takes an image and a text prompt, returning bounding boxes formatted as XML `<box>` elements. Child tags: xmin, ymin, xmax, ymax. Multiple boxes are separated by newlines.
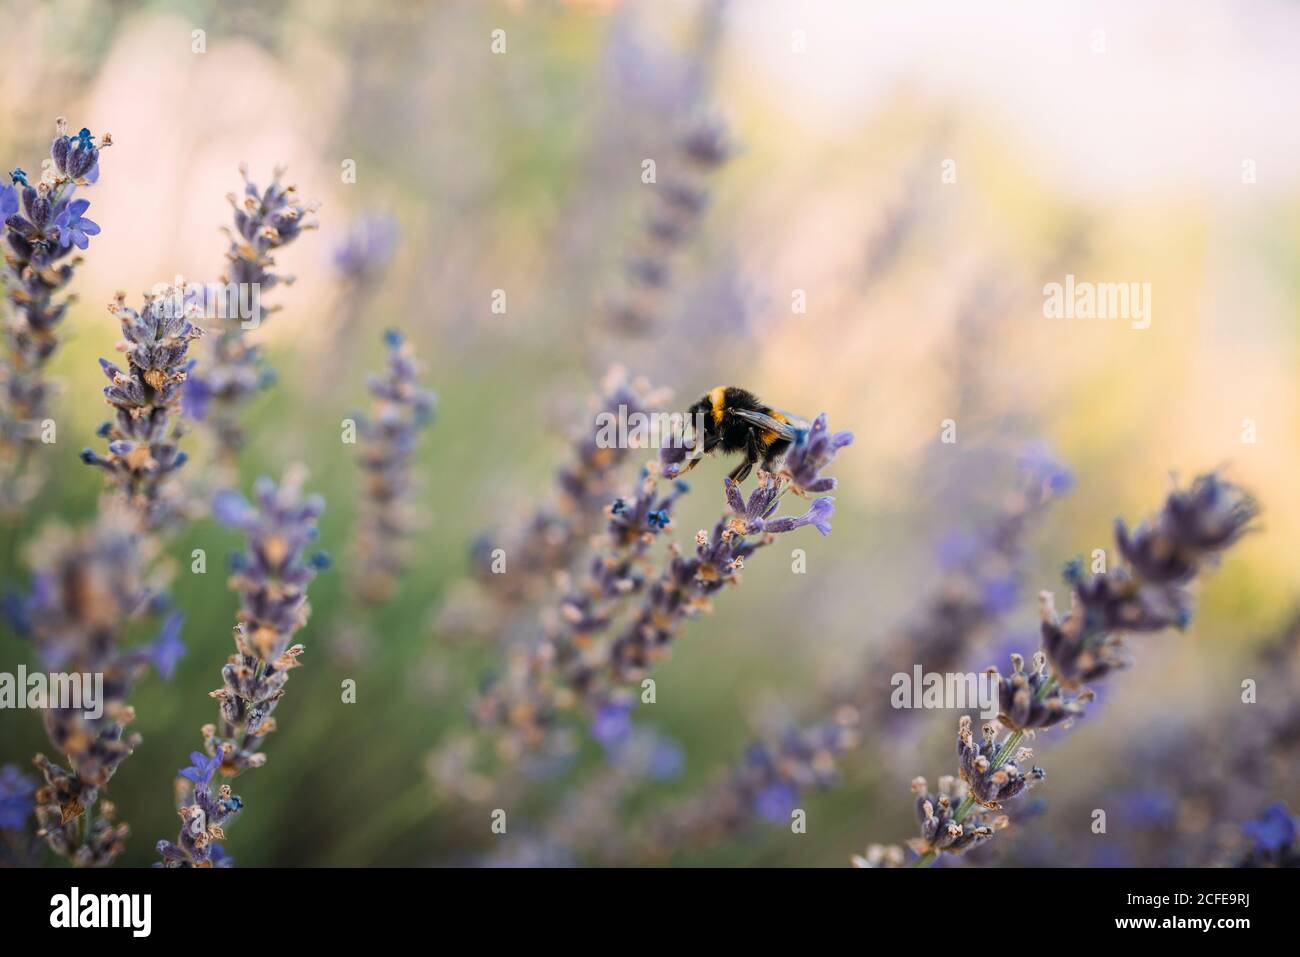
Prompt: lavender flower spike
<box><xmin>886</xmin><ymin>472</ymin><xmax>1256</xmax><ymax>868</ymax></box>
<box><xmin>157</xmin><ymin>467</ymin><xmax>328</xmax><ymax>867</ymax></box>
<box><xmin>597</xmin><ymin>413</ymin><xmax>852</xmax><ymax>702</ymax></box>
<box><xmin>81</xmin><ymin>286</ymin><xmax>203</xmax><ymax>529</ymax></box>
<box><xmin>17</xmin><ymin>499</ymin><xmax>182</xmax><ymax>866</ymax></box>
<box><xmin>1</xmin><ymin>119</ymin><xmax>110</xmax><ymax>512</ymax></box>
<box><xmin>188</xmin><ymin>165</ymin><xmax>318</xmax><ymax>466</ymax></box>
<box><xmin>348</xmin><ymin>329</ymin><xmax>436</xmax><ymax>604</ymax></box>
<box><xmin>610</xmin><ymin>116</ymin><xmax>733</xmax><ymax>335</ymax></box>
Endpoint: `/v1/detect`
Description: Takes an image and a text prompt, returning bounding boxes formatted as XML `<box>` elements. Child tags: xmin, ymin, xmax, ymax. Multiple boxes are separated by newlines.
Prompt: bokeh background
<box><xmin>1</xmin><ymin>0</ymin><xmax>1298</xmax><ymax>867</ymax></box>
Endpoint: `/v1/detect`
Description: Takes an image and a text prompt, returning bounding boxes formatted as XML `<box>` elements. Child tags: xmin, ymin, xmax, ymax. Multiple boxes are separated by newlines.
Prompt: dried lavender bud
<box><xmin>1045</xmin><ymin>474</ymin><xmax>1256</xmax><ymax>687</ymax></box>
<box><xmin>990</xmin><ymin>652</ymin><xmax>1091</xmax><ymax>732</ymax></box>
<box><xmin>956</xmin><ymin>715</ymin><xmax>1045</xmax><ymax>807</ymax></box>
<box><xmin>907</xmin><ymin>774</ymin><xmax>1008</xmax><ymax>858</ymax></box>
<box><xmin>1116</xmin><ymin>474</ymin><xmax>1257</xmax><ymax>584</ymax></box>
<box><xmin>157</xmin><ymin>468</ymin><xmax>327</xmax><ymax>867</ymax></box>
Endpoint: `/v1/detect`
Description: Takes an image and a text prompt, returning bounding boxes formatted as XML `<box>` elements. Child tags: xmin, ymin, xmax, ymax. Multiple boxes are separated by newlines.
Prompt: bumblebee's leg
<box><xmin>727</xmin><ymin>458</ymin><xmax>753</xmax><ymax>484</ymax></box>
<box><xmin>728</xmin><ymin>433</ymin><xmax>761</xmax><ymax>484</ymax></box>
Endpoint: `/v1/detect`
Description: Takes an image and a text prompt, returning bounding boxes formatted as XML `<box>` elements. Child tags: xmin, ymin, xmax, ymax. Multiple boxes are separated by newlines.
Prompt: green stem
<box><xmin>324</xmin><ymin>782</ymin><xmax>441</xmax><ymax>866</ymax></box>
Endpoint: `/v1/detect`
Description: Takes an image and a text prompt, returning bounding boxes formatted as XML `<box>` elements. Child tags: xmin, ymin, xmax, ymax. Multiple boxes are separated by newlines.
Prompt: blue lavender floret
<box><xmin>52</xmin><ymin>198</ymin><xmax>99</xmax><ymax>249</ymax></box>
<box><xmin>178</xmin><ymin>751</ymin><xmax>221</xmax><ymax>787</ymax></box>
<box><xmin>157</xmin><ymin>468</ymin><xmax>326</xmax><ymax>867</ymax></box>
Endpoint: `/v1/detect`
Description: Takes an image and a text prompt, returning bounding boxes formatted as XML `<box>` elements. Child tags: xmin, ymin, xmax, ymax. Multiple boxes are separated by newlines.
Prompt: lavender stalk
<box><xmin>625</xmin><ymin>449</ymin><xmax>1070</xmax><ymax>861</ymax></box>
<box><xmin>184</xmin><ymin>166</ymin><xmax>317</xmax><ymax>470</ymax></box>
<box><xmin>5</xmin><ymin>500</ymin><xmax>183</xmax><ymax>865</ymax></box>
<box><xmin>80</xmin><ymin>287</ymin><xmax>203</xmax><ymax>530</ymax></box>
<box><xmin>333</xmin><ymin>330</ymin><xmax>435</xmax><ymax>664</ymax></box>
<box><xmin>479</xmin><ymin>412</ymin><xmax>853</xmax><ymax>758</ymax></box>
<box><xmin>436</xmin><ymin>365</ymin><xmax>669</xmax><ymax>637</ymax></box>
<box><xmin>608</xmin><ymin>117</ymin><xmax>731</xmax><ymax>336</ymax></box>
<box><xmin>1</xmin><ymin>119</ymin><xmax>108</xmax><ymax>512</ymax></box>
<box><xmin>156</xmin><ymin>467</ymin><xmax>328</xmax><ymax>867</ymax></box>
<box><xmin>877</xmin><ymin>473</ymin><xmax>1257</xmax><ymax>868</ymax></box>
<box><xmin>346</xmin><ymin>329</ymin><xmax>435</xmax><ymax>605</ymax></box>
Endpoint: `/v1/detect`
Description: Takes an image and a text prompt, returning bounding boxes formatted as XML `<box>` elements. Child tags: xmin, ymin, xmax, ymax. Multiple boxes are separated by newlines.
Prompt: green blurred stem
<box><xmin>326</xmin><ymin>782</ymin><xmax>442</xmax><ymax>866</ymax></box>
<box><xmin>911</xmin><ymin>673</ymin><xmax>1058</xmax><ymax>869</ymax></box>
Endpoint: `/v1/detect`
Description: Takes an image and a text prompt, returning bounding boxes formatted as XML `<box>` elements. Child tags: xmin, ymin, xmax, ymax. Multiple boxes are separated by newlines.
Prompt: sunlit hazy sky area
<box><xmin>728</xmin><ymin>0</ymin><xmax>1300</xmax><ymax>199</ymax></box>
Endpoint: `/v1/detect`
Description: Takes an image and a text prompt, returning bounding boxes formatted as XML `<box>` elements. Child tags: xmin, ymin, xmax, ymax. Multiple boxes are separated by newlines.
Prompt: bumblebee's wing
<box><xmin>768</xmin><ymin>407</ymin><xmax>812</xmax><ymax>434</ymax></box>
<box><xmin>731</xmin><ymin>407</ymin><xmax>799</xmax><ymax>441</ymax></box>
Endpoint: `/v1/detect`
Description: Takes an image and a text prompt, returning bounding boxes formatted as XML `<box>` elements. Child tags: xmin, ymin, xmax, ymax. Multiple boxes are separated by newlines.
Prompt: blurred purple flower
<box><xmin>754</xmin><ymin>782</ymin><xmax>799</xmax><ymax>823</ymax></box>
<box><xmin>148</xmin><ymin>612</ymin><xmax>186</xmax><ymax>681</ymax></box>
<box><xmin>646</xmin><ymin>738</ymin><xmax>685</xmax><ymax>781</ymax></box>
<box><xmin>182</xmin><ymin>373</ymin><xmax>213</xmax><ymax>421</ymax></box>
<box><xmin>1018</xmin><ymin>442</ymin><xmax>1075</xmax><ymax>497</ymax></box>
<box><xmin>1242</xmin><ymin>801</ymin><xmax>1296</xmax><ymax>854</ymax></box>
<box><xmin>979</xmin><ymin>575</ymin><xmax>1019</xmax><ymax>615</ymax></box>
<box><xmin>207</xmin><ymin>843</ymin><xmax>234</xmax><ymax>867</ymax></box>
<box><xmin>212</xmin><ymin>489</ymin><xmax>256</xmax><ymax>528</ymax></box>
<box><xmin>0</xmin><ymin>183</ymin><xmax>17</xmax><ymax>219</ymax></box>
<box><xmin>0</xmin><ymin>764</ymin><xmax>34</xmax><ymax>830</ymax></box>
<box><xmin>1119</xmin><ymin>787</ymin><xmax>1178</xmax><ymax>827</ymax></box>
<box><xmin>591</xmin><ymin>700</ymin><xmax>635</xmax><ymax>748</ymax></box>
<box><xmin>935</xmin><ymin>529</ymin><xmax>980</xmax><ymax>571</ymax></box>
<box><xmin>332</xmin><ymin>214</ymin><xmax>399</xmax><ymax>283</ymax></box>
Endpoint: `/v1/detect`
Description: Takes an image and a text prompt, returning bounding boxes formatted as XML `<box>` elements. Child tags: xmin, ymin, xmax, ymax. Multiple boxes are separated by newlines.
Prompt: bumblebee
<box><xmin>678</xmin><ymin>386</ymin><xmax>803</xmax><ymax>484</ymax></box>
